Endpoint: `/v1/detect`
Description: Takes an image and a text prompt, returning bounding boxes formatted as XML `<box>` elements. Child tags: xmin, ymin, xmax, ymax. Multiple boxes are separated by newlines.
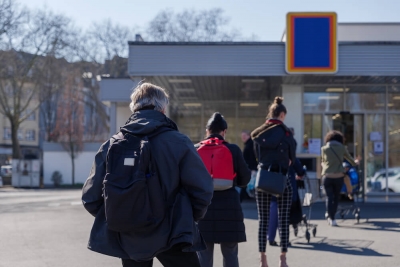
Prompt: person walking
<box><xmin>251</xmin><ymin>97</ymin><xmax>296</xmax><ymax>267</ymax></box>
<box><xmin>267</xmin><ymin>127</ymin><xmax>305</xmax><ymax>247</ymax></box>
<box><xmin>197</xmin><ymin>112</ymin><xmax>251</xmax><ymax>267</ymax></box>
<box><xmin>267</xmin><ymin>157</ymin><xmax>305</xmax><ymax>246</ymax></box>
<box><xmin>241</xmin><ymin>130</ymin><xmax>258</xmax><ymax>200</ymax></box>
<box><xmin>321</xmin><ymin>130</ymin><xmax>358</xmax><ymax>226</ymax></box>
<box><xmin>82</xmin><ymin>82</ymin><xmax>214</xmax><ymax>267</ymax></box>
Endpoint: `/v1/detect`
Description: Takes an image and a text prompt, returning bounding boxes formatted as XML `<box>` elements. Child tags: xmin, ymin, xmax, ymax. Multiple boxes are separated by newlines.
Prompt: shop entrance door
<box><xmin>323</xmin><ymin>112</ymin><xmax>364</xmax><ymax>199</ymax></box>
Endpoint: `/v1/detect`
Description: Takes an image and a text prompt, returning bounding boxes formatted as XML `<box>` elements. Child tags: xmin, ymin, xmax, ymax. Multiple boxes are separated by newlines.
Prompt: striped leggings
<box><xmin>256</xmin><ymin>178</ymin><xmax>293</xmax><ymax>253</ymax></box>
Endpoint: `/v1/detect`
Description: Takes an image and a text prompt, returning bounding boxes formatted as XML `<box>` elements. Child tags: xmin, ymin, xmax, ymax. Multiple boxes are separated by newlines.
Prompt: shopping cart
<box><xmin>294</xmin><ymin>174</ymin><xmax>322</xmax><ymax>243</ymax></box>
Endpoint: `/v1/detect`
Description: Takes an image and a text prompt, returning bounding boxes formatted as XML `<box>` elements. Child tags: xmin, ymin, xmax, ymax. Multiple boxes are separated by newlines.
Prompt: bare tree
<box><xmin>80</xmin><ymin>19</ymin><xmax>133</xmax><ymax>75</ymax></box>
<box><xmin>146</xmin><ymin>8</ymin><xmax>241</xmax><ymax>42</ymax></box>
<box><xmin>36</xmin><ymin>56</ymin><xmax>66</xmax><ymax>142</ymax></box>
<box><xmin>51</xmin><ymin>67</ymin><xmax>84</xmax><ymax>185</ymax></box>
<box><xmin>65</xmin><ymin>19</ymin><xmax>135</xmax><ymax>141</ymax></box>
<box><xmin>0</xmin><ymin>4</ymin><xmax>73</xmax><ymax>159</ymax></box>
<box><xmin>0</xmin><ymin>0</ymin><xmax>26</xmax><ymax>37</ymax></box>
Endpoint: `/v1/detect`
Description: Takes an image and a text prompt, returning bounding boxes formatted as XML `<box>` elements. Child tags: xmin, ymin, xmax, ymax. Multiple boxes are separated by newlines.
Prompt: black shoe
<box><xmin>269</xmin><ymin>240</ymin><xmax>279</xmax><ymax>246</ymax></box>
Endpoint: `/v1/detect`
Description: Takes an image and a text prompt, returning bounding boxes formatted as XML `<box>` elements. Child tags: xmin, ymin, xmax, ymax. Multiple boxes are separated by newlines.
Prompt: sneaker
<box><xmin>331</xmin><ymin>220</ymin><xmax>338</xmax><ymax>226</ymax></box>
<box><xmin>327</xmin><ymin>218</ymin><xmax>332</xmax><ymax>225</ymax></box>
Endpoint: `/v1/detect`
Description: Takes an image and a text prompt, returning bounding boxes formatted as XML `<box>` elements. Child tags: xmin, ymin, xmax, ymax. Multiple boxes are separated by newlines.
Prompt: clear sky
<box><xmin>17</xmin><ymin>0</ymin><xmax>400</xmax><ymax>41</ymax></box>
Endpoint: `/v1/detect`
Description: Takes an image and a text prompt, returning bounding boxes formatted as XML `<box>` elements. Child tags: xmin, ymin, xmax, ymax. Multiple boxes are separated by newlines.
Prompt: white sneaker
<box><xmin>327</xmin><ymin>218</ymin><xmax>332</xmax><ymax>225</ymax></box>
<box><xmin>331</xmin><ymin>220</ymin><xmax>338</xmax><ymax>226</ymax></box>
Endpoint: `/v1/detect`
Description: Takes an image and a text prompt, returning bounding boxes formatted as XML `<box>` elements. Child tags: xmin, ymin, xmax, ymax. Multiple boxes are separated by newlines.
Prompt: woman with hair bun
<box><xmin>196</xmin><ymin>112</ymin><xmax>251</xmax><ymax>267</ymax></box>
<box><xmin>251</xmin><ymin>97</ymin><xmax>296</xmax><ymax>267</ymax></box>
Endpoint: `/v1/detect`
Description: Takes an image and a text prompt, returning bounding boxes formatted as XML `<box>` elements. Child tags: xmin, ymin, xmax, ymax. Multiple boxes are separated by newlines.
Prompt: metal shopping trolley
<box><xmin>293</xmin><ymin>174</ymin><xmax>322</xmax><ymax>243</ymax></box>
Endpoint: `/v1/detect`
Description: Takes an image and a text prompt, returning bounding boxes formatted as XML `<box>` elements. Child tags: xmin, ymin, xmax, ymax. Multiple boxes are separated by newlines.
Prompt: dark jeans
<box><xmin>121</xmin><ymin>245</ymin><xmax>201</xmax><ymax>267</ymax></box>
<box><xmin>198</xmin><ymin>242</ymin><xmax>239</xmax><ymax>267</ymax></box>
<box><xmin>324</xmin><ymin>177</ymin><xmax>344</xmax><ymax>220</ymax></box>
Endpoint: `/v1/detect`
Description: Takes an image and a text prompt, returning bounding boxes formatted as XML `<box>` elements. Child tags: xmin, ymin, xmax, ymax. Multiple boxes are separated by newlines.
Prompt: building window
<box><xmin>18</xmin><ymin>130</ymin><xmax>23</xmax><ymax>140</ymax></box>
<box><xmin>3</xmin><ymin>128</ymin><xmax>11</xmax><ymax>140</ymax></box>
<box><xmin>25</xmin><ymin>109</ymin><xmax>36</xmax><ymax>121</ymax></box>
<box><xmin>26</xmin><ymin>130</ymin><xmax>35</xmax><ymax>141</ymax></box>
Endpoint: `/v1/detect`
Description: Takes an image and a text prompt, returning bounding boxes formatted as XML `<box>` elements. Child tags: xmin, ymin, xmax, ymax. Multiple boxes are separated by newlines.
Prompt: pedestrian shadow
<box><xmin>291</xmin><ymin>237</ymin><xmax>392</xmax><ymax>257</ymax></box>
<box><xmin>339</xmin><ymin>220</ymin><xmax>400</xmax><ymax>233</ymax></box>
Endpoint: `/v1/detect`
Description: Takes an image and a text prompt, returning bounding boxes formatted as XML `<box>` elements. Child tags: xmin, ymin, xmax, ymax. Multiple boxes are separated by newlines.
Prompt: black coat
<box><xmin>243</xmin><ymin>138</ymin><xmax>258</xmax><ymax>171</ymax></box>
<box><xmin>81</xmin><ymin>110</ymin><xmax>214</xmax><ymax>261</ymax></box>
<box><xmin>195</xmin><ymin>135</ymin><xmax>251</xmax><ymax>243</ymax></box>
<box><xmin>251</xmin><ymin>120</ymin><xmax>296</xmax><ymax>175</ymax></box>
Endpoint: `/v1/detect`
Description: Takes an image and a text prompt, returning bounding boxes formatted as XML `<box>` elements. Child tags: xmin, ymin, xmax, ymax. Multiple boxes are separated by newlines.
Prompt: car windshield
<box><xmin>375</xmin><ymin>170</ymin><xmax>400</xmax><ymax>181</ymax></box>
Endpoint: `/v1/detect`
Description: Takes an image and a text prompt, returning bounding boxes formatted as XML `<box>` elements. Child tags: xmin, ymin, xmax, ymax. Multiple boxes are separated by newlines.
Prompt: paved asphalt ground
<box><xmin>0</xmin><ymin>188</ymin><xmax>399</xmax><ymax>267</ymax></box>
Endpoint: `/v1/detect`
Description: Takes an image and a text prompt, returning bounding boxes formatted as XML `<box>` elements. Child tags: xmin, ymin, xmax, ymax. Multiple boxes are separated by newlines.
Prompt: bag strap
<box><xmin>200</xmin><ymin>137</ymin><xmax>226</xmax><ymax>146</ymax></box>
<box><xmin>330</xmin><ymin>146</ymin><xmax>343</xmax><ymax>164</ymax></box>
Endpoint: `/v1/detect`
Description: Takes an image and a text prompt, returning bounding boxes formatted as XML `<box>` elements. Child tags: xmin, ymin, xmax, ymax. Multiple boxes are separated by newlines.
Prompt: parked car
<box><xmin>369</xmin><ymin>167</ymin><xmax>400</xmax><ymax>192</ymax></box>
<box><xmin>0</xmin><ymin>165</ymin><xmax>12</xmax><ymax>185</ymax></box>
<box><xmin>381</xmin><ymin>175</ymin><xmax>400</xmax><ymax>193</ymax></box>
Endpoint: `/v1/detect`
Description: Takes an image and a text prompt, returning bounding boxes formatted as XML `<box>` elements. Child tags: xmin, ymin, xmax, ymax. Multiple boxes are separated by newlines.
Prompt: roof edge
<box><xmin>128</xmin><ymin>41</ymin><xmax>284</xmax><ymax>45</ymax></box>
<box><xmin>128</xmin><ymin>41</ymin><xmax>400</xmax><ymax>46</ymax></box>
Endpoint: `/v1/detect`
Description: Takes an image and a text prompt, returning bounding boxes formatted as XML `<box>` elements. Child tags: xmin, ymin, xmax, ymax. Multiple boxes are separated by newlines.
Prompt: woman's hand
<box><xmin>295</xmin><ymin>175</ymin><xmax>303</xmax><ymax>180</ymax></box>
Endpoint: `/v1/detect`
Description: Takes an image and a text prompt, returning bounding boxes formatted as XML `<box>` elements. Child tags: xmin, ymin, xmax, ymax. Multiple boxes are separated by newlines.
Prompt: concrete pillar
<box><xmin>110</xmin><ymin>102</ymin><xmax>117</xmax><ymax>136</ymax></box>
<box><xmin>282</xmin><ymin>84</ymin><xmax>303</xmax><ymax>154</ymax></box>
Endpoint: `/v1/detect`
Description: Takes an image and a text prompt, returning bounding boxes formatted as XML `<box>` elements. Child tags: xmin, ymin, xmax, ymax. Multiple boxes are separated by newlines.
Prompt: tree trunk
<box><xmin>11</xmin><ymin>121</ymin><xmax>22</xmax><ymax>159</ymax></box>
<box><xmin>71</xmin><ymin>155</ymin><xmax>75</xmax><ymax>185</ymax></box>
<box><xmin>70</xmin><ymin>143</ymin><xmax>75</xmax><ymax>185</ymax></box>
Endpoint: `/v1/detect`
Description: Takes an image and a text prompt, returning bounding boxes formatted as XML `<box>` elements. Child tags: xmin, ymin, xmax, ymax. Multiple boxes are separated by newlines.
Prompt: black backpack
<box><xmin>102</xmin><ymin>130</ymin><xmax>166</xmax><ymax>232</ymax></box>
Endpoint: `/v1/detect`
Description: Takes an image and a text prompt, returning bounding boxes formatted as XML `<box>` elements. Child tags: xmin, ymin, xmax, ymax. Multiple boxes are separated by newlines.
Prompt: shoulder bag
<box><xmin>255</xmin><ymin>127</ymin><xmax>288</xmax><ymax>196</ymax></box>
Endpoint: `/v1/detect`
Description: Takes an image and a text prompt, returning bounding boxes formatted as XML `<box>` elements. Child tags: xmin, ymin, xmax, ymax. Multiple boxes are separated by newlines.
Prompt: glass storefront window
<box><xmin>238</xmin><ymin>102</ymin><xmax>269</xmax><ymax>145</ymax></box>
<box><xmin>388</xmin><ymin>114</ymin><xmax>400</xmax><ymax>194</ymax></box>
<box><xmin>365</xmin><ymin>114</ymin><xmax>386</xmax><ymax>194</ymax></box>
<box><xmin>303</xmin><ymin>114</ymin><xmax>322</xmax><ymax>153</ymax></box>
<box><xmin>345</xmin><ymin>86</ymin><xmax>386</xmax><ymax>111</ymax></box>
<box><xmin>304</xmin><ymin>86</ymin><xmax>343</xmax><ymax>112</ymax></box>
<box><xmin>170</xmin><ymin>104</ymin><xmax>203</xmax><ymax>143</ymax></box>
<box><xmin>389</xmin><ymin>86</ymin><xmax>400</xmax><ymax>110</ymax></box>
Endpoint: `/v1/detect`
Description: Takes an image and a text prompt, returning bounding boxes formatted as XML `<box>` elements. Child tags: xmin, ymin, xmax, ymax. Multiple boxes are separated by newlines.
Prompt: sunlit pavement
<box><xmin>0</xmin><ymin>188</ymin><xmax>399</xmax><ymax>267</ymax></box>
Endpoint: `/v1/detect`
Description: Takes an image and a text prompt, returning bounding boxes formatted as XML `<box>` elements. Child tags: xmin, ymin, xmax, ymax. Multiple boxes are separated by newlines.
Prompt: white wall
<box><xmin>43</xmin><ymin>151</ymin><xmax>98</xmax><ymax>185</ymax></box>
<box><xmin>338</xmin><ymin>24</ymin><xmax>400</xmax><ymax>42</ymax></box>
<box><xmin>116</xmin><ymin>104</ymin><xmax>132</xmax><ymax>131</ymax></box>
<box><xmin>282</xmin><ymin>84</ymin><xmax>303</xmax><ymax>154</ymax></box>
<box><xmin>282</xmin><ymin>23</ymin><xmax>400</xmax><ymax>42</ymax></box>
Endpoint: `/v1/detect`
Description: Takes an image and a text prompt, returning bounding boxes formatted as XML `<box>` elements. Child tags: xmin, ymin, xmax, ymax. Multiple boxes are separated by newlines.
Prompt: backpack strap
<box><xmin>200</xmin><ymin>137</ymin><xmax>226</xmax><ymax>146</ymax></box>
<box><xmin>105</xmin><ymin>132</ymin><xmax>125</xmax><ymax>173</ymax></box>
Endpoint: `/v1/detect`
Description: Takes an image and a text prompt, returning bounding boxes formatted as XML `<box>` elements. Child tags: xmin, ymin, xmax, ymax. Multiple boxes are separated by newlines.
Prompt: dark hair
<box><xmin>268</xmin><ymin>96</ymin><xmax>287</xmax><ymax>118</ymax></box>
<box><xmin>324</xmin><ymin>130</ymin><xmax>344</xmax><ymax>144</ymax></box>
<box><xmin>206</xmin><ymin>112</ymin><xmax>228</xmax><ymax>134</ymax></box>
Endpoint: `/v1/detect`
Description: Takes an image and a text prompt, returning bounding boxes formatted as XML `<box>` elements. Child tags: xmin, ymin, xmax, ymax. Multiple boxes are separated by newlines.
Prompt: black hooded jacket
<box><xmin>251</xmin><ymin>119</ymin><xmax>296</xmax><ymax>175</ymax></box>
<box><xmin>82</xmin><ymin>110</ymin><xmax>213</xmax><ymax>261</ymax></box>
<box><xmin>195</xmin><ymin>134</ymin><xmax>251</xmax><ymax>243</ymax></box>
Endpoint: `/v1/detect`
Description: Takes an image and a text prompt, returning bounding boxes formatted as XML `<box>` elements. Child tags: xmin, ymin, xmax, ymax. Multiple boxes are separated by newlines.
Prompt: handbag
<box><xmin>254</xmin><ymin>132</ymin><xmax>288</xmax><ymax>196</ymax></box>
<box><xmin>255</xmin><ymin>165</ymin><xmax>287</xmax><ymax>196</ymax></box>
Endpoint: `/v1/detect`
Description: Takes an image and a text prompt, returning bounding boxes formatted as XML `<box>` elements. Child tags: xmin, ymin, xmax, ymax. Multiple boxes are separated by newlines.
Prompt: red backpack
<box><xmin>197</xmin><ymin>137</ymin><xmax>236</xmax><ymax>191</ymax></box>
